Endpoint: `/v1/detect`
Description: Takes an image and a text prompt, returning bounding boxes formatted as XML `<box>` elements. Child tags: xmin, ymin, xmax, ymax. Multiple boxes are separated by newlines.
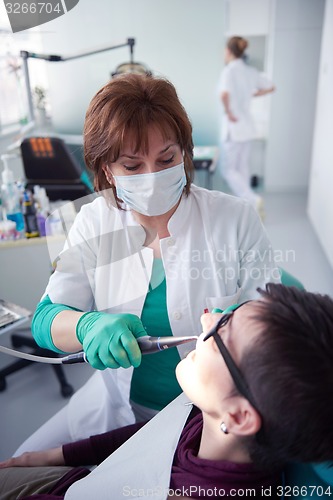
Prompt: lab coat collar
<box><xmin>228</xmin><ymin>58</ymin><xmax>245</xmax><ymax>68</ymax></box>
<box><xmin>166</xmin><ymin>187</ymin><xmax>193</xmax><ymax>236</ymax></box>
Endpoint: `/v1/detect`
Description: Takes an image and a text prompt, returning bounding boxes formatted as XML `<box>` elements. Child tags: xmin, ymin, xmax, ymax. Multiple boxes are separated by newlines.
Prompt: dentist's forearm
<box><xmin>221</xmin><ymin>91</ymin><xmax>231</xmax><ymax>115</ymax></box>
<box><xmin>253</xmin><ymin>86</ymin><xmax>275</xmax><ymax>97</ymax></box>
<box><xmin>221</xmin><ymin>91</ymin><xmax>237</xmax><ymax>122</ymax></box>
<box><xmin>51</xmin><ymin>310</ymin><xmax>86</xmax><ymax>352</ymax></box>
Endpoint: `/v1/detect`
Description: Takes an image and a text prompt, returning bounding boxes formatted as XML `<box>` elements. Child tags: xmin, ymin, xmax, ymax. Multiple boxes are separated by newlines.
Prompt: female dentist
<box><xmin>218</xmin><ymin>36</ymin><xmax>275</xmax><ymax>210</ymax></box>
<box><xmin>15</xmin><ymin>73</ymin><xmax>279</xmax><ymax>454</ymax></box>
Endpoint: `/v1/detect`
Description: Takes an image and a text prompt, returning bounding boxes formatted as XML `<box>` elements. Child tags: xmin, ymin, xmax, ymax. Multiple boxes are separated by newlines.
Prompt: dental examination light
<box><xmin>0</xmin><ymin>335</ymin><xmax>198</xmax><ymax>365</ymax></box>
<box><xmin>21</xmin><ymin>37</ymin><xmax>150</xmax><ymax>124</ymax></box>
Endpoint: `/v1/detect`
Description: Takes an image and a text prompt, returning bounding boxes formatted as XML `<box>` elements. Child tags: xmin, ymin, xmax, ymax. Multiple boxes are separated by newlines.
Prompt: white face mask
<box><xmin>113</xmin><ymin>162</ymin><xmax>187</xmax><ymax>216</ymax></box>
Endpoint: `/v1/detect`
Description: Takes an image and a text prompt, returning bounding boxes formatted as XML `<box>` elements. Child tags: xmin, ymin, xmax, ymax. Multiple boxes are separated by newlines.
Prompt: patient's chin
<box><xmin>175</xmin><ymin>354</ymin><xmax>193</xmax><ymax>394</ymax></box>
<box><xmin>175</xmin><ymin>359</ymin><xmax>185</xmax><ymax>388</ymax></box>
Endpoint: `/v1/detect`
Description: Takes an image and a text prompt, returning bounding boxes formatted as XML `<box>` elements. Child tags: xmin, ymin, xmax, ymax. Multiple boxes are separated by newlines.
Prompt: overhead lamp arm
<box><xmin>128</xmin><ymin>37</ymin><xmax>135</xmax><ymax>64</ymax></box>
<box><xmin>21</xmin><ymin>37</ymin><xmax>136</xmax><ymax>122</ymax></box>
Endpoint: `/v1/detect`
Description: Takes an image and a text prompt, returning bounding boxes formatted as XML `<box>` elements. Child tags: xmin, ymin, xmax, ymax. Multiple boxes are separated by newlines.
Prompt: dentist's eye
<box><xmin>123</xmin><ymin>165</ymin><xmax>140</xmax><ymax>172</ymax></box>
<box><xmin>160</xmin><ymin>155</ymin><xmax>175</xmax><ymax>165</ymax></box>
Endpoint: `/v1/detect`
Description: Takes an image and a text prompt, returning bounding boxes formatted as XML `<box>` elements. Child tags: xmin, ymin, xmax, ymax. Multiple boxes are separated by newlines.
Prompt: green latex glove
<box><xmin>76</xmin><ymin>312</ymin><xmax>147</xmax><ymax>370</ymax></box>
<box><xmin>211</xmin><ymin>304</ymin><xmax>239</xmax><ymax>314</ymax></box>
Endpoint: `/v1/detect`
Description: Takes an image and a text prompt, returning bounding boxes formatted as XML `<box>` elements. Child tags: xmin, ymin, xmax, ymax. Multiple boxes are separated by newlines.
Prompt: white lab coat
<box><xmin>218</xmin><ymin>58</ymin><xmax>273</xmax><ymax>142</ymax></box>
<box><xmin>45</xmin><ymin>184</ymin><xmax>279</xmax><ymax>441</ymax></box>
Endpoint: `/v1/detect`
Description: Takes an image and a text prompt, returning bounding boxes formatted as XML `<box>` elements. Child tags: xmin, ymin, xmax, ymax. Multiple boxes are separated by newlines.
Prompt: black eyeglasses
<box><xmin>203</xmin><ymin>302</ymin><xmax>259</xmax><ymax>413</ymax></box>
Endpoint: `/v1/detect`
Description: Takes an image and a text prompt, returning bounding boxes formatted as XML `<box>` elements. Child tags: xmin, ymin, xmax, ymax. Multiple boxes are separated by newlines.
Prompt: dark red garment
<box><xmin>22</xmin><ymin>410</ymin><xmax>279</xmax><ymax>499</ymax></box>
<box><xmin>170</xmin><ymin>412</ymin><xmax>280</xmax><ymax>498</ymax></box>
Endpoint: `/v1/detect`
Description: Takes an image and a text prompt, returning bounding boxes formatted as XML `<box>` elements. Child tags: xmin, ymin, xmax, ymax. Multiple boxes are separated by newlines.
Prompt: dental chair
<box><xmin>279</xmin><ymin>268</ymin><xmax>304</xmax><ymax>290</ymax></box>
<box><xmin>285</xmin><ymin>462</ymin><xmax>333</xmax><ymax>500</ymax></box>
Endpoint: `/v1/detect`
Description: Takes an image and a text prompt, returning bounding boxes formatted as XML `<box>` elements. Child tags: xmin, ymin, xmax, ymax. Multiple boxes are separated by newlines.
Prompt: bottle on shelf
<box><xmin>0</xmin><ymin>154</ymin><xmax>25</xmax><ymax>238</ymax></box>
<box><xmin>22</xmin><ymin>189</ymin><xmax>40</xmax><ymax>238</ymax></box>
<box><xmin>33</xmin><ymin>185</ymin><xmax>50</xmax><ymax>237</ymax></box>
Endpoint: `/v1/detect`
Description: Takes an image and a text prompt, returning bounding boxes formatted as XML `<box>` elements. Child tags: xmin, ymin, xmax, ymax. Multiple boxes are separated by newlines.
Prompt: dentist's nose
<box><xmin>143</xmin><ymin>162</ymin><xmax>159</xmax><ymax>174</ymax></box>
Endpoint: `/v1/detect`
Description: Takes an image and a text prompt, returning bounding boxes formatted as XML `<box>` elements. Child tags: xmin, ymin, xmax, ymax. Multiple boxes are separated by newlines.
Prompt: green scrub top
<box><xmin>130</xmin><ymin>259</ymin><xmax>182</xmax><ymax>411</ymax></box>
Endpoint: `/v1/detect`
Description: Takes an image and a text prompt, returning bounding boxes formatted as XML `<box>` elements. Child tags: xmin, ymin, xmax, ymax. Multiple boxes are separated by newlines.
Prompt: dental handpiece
<box><xmin>0</xmin><ymin>335</ymin><xmax>198</xmax><ymax>365</ymax></box>
<box><xmin>137</xmin><ymin>335</ymin><xmax>198</xmax><ymax>354</ymax></box>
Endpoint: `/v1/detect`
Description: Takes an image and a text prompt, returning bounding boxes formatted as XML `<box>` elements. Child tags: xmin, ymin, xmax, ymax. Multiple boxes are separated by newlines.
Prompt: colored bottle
<box><xmin>34</xmin><ymin>186</ymin><xmax>50</xmax><ymax>237</ymax></box>
<box><xmin>22</xmin><ymin>190</ymin><xmax>39</xmax><ymax>238</ymax></box>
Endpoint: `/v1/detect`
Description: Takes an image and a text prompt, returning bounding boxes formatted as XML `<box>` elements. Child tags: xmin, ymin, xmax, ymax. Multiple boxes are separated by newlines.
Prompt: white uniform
<box><xmin>15</xmin><ymin>185</ymin><xmax>280</xmax><ymax>454</ymax></box>
<box><xmin>218</xmin><ymin>58</ymin><xmax>273</xmax><ymax>203</ymax></box>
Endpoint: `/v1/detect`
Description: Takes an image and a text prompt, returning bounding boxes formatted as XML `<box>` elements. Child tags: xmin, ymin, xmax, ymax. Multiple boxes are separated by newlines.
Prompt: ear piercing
<box><xmin>220</xmin><ymin>422</ymin><xmax>229</xmax><ymax>434</ymax></box>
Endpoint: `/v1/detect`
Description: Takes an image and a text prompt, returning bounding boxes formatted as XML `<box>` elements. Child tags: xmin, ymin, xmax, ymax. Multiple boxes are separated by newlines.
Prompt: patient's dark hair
<box><xmin>242</xmin><ymin>283</ymin><xmax>333</xmax><ymax>469</ymax></box>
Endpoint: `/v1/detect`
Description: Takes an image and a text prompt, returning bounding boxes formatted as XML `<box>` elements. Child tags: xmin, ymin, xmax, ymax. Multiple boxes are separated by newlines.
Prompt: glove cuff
<box><xmin>76</xmin><ymin>311</ymin><xmax>101</xmax><ymax>344</ymax></box>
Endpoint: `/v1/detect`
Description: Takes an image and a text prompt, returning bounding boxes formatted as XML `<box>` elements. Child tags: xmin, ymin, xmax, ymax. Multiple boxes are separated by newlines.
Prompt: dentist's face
<box><xmin>105</xmin><ymin>125</ymin><xmax>183</xmax><ymax>178</ymax></box>
<box><xmin>176</xmin><ymin>303</ymin><xmax>261</xmax><ymax>417</ymax></box>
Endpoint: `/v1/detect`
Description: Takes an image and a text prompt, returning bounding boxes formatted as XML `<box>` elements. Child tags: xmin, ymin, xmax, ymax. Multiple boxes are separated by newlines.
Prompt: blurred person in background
<box><xmin>218</xmin><ymin>36</ymin><xmax>275</xmax><ymax>216</ymax></box>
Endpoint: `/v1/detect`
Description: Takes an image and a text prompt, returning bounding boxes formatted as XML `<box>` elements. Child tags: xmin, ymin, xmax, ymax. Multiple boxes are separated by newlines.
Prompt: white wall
<box><xmin>227</xmin><ymin>0</ymin><xmax>271</xmax><ymax>36</ymax></box>
<box><xmin>37</xmin><ymin>0</ymin><xmax>225</xmax><ymax>146</ymax></box>
<box><xmin>265</xmin><ymin>0</ymin><xmax>325</xmax><ymax>192</ymax></box>
<box><xmin>308</xmin><ymin>0</ymin><xmax>333</xmax><ymax>269</ymax></box>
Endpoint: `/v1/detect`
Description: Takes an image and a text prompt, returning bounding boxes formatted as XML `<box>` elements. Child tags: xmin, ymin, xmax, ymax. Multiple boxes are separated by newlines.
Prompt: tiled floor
<box><xmin>0</xmin><ymin>190</ymin><xmax>332</xmax><ymax>461</ymax></box>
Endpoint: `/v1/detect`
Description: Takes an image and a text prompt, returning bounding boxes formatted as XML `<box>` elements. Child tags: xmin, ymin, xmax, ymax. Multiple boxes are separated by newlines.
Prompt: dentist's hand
<box><xmin>76</xmin><ymin>313</ymin><xmax>147</xmax><ymax>370</ymax></box>
<box><xmin>200</xmin><ymin>305</ymin><xmax>238</xmax><ymax>335</ymax></box>
<box><xmin>200</xmin><ymin>309</ymin><xmax>223</xmax><ymax>335</ymax></box>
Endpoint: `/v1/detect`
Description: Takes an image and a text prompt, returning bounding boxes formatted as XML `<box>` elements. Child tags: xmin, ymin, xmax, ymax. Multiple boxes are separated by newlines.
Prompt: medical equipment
<box><xmin>0</xmin><ymin>335</ymin><xmax>198</xmax><ymax>365</ymax></box>
<box><xmin>137</xmin><ymin>335</ymin><xmax>198</xmax><ymax>354</ymax></box>
<box><xmin>20</xmin><ymin>136</ymin><xmax>94</xmax><ymax>202</ymax></box>
<box><xmin>0</xmin><ymin>300</ymin><xmax>31</xmax><ymax>333</ymax></box>
<box><xmin>20</xmin><ymin>38</ymin><xmax>150</xmax><ymax>124</ymax></box>
<box><xmin>192</xmin><ymin>146</ymin><xmax>218</xmax><ymax>190</ymax></box>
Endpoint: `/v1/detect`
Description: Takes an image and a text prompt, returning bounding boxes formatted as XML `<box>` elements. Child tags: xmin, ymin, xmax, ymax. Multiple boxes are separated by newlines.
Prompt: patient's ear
<box><xmin>224</xmin><ymin>399</ymin><xmax>261</xmax><ymax>437</ymax></box>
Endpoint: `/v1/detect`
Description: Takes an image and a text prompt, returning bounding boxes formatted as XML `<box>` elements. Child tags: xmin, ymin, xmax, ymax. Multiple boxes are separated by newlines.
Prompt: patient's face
<box><xmin>176</xmin><ymin>302</ymin><xmax>261</xmax><ymax>417</ymax></box>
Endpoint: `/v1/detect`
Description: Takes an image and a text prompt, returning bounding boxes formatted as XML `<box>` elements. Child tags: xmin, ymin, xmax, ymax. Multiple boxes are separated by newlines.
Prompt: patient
<box><xmin>1</xmin><ymin>283</ymin><xmax>333</xmax><ymax>499</ymax></box>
